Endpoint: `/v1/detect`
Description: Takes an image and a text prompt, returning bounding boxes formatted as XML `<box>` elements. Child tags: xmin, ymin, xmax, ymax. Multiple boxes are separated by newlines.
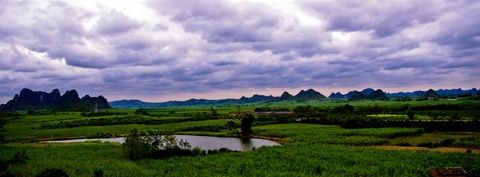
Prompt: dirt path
<box><xmin>372</xmin><ymin>145</ymin><xmax>480</xmax><ymax>154</ymax></box>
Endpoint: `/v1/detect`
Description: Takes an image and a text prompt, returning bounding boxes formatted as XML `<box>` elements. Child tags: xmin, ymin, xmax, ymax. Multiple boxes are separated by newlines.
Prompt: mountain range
<box><xmin>0</xmin><ymin>88</ymin><xmax>111</xmax><ymax>111</ymax></box>
<box><xmin>111</xmin><ymin>89</ymin><xmax>326</xmax><ymax>108</ymax></box>
<box><xmin>111</xmin><ymin>88</ymin><xmax>479</xmax><ymax>108</ymax></box>
<box><xmin>1</xmin><ymin>87</ymin><xmax>478</xmax><ymax>110</ymax></box>
<box><xmin>110</xmin><ymin>88</ymin><xmax>478</xmax><ymax>108</ymax></box>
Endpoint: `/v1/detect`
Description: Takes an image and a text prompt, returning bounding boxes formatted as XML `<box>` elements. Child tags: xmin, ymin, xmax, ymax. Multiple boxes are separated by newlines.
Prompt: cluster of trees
<box><xmin>122</xmin><ymin>129</ymin><xmax>236</xmax><ymax>161</ymax></box>
<box><xmin>122</xmin><ymin>129</ymin><xmax>192</xmax><ymax>160</ymax></box>
<box><xmin>251</xmin><ymin>103</ymin><xmax>480</xmax><ymax>131</ymax></box>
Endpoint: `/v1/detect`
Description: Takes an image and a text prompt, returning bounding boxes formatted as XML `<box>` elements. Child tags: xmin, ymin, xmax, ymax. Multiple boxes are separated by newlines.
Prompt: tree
<box><xmin>134</xmin><ymin>108</ymin><xmax>149</xmax><ymax>115</ymax></box>
<box><xmin>406</xmin><ymin>110</ymin><xmax>415</xmax><ymax>120</ymax></box>
<box><xmin>122</xmin><ymin>129</ymin><xmax>150</xmax><ymax>160</ymax></box>
<box><xmin>240</xmin><ymin>114</ymin><xmax>254</xmax><ymax>137</ymax></box>
<box><xmin>332</xmin><ymin>104</ymin><xmax>354</xmax><ymax>113</ymax></box>
<box><xmin>210</xmin><ymin>106</ymin><xmax>218</xmax><ymax>116</ymax></box>
<box><xmin>122</xmin><ymin>129</ymin><xmax>192</xmax><ymax>160</ymax></box>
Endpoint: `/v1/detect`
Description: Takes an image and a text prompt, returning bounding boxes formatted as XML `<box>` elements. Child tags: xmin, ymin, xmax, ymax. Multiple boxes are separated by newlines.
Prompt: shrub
<box><xmin>406</xmin><ymin>110</ymin><xmax>415</xmax><ymax>120</ymax></box>
<box><xmin>0</xmin><ymin>134</ymin><xmax>5</xmax><ymax>144</ymax></box>
<box><xmin>332</xmin><ymin>104</ymin><xmax>354</xmax><ymax>113</ymax></box>
<box><xmin>122</xmin><ymin>129</ymin><xmax>151</xmax><ymax>160</ymax></box>
<box><xmin>191</xmin><ymin>147</ymin><xmax>205</xmax><ymax>156</ymax></box>
<box><xmin>440</xmin><ymin>138</ymin><xmax>455</xmax><ymax>147</ymax></box>
<box><xmin>36</xmin><ymin>168</ymin><xmax>69</xmax><ymax>177</ymax></box>
<box><xmin>0</xmin><ymin>171</ymin><xmax>14</xmax><ymax>177</ymax></box>
<box><xmin>0</xmin><ymin>160</ymin><xmax>7</xmax><ymax>172</ymax></box>
<box><xmin>134</xmin><ymin>108</ymin><xmax>149</xmax><ymax>115</ymax></box>
<box><xmin>122</xmin><ymin>129</ymin><xmax>197</xmax><ymax>160</ymax></box>
<box><xmin>313</xmin><ymin>165</ymin><xmax>323</xmax><ymax>176</ymax></box>
<box><xmin>449</xmin><ymin>114</ymin><xmax>460</xmax><ymax>120</ymax></box>
<box><xmin>93</xmin><ymin>169</ymin><xmax>103</xmax><ymax>177</ymax></box>
<box><xmin>8</xmin><ymin>149</ymin><xmax>29</xmax><ymax>165</ymax></box>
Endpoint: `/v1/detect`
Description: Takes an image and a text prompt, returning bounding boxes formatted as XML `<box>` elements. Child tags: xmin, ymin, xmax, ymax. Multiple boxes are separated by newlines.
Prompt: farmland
<box><xmin>1</xmin><ymin>99</ymin><xmax>480</xmax><ymax>176</ymax></box>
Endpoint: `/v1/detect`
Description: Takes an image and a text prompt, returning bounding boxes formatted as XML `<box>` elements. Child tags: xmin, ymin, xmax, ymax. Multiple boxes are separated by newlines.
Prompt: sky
<box><xmin>0</xmin><ymin>0</ymin><xmax>479</xmax><ymax>103</ymax></box>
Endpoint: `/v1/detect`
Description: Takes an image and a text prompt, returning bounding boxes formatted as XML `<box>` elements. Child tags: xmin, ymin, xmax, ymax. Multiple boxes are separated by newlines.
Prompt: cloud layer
<box><xmin>0</xmin><ymin>0</ymin><xmax>479</xmax><ymax>102</ymax></box>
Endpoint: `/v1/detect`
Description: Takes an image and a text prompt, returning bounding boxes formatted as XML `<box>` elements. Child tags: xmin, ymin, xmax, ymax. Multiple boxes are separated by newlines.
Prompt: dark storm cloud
<box><xmin>0</xmin><ymin>0</ymin><xmax>479</xmax><ymax>103</ymax></box>
<box><xmin>300</xmin><ymin>0</ymin><xmax>440</xmax><ymax>37</ymax></box>
<box><xmin>150</xmin><ymin>0</ymin><xmax>280</xmax><ymax>43</ymax></box>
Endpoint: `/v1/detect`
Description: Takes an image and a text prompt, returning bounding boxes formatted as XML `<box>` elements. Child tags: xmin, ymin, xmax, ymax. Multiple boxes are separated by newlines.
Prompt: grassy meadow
<box><xmin>1</xmin><ymin>99</ymin><xmax>480</xmax><ymax>176</ymax></box>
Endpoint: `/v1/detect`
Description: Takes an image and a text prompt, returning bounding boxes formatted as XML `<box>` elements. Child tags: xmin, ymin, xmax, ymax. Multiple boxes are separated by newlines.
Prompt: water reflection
<box><xmin>46</xmin><ymin>135</ymin><xmax>280</xmax><ymax>151</ymax></box>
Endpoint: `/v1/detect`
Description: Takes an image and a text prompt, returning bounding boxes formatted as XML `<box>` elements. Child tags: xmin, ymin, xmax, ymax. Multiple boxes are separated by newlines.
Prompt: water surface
<box><xmin>46</xmin><ymin>135</ymin><xmax>280</xmax><ymax>151</ymax></box>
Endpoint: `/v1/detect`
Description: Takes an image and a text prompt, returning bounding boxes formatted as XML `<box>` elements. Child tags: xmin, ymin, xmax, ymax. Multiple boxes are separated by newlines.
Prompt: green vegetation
<box><xmin>0</xmin><ymin>99</ymin><xmax>480</xmax><ymax>176</ymax></box>
<box><xmin>240</xmin><ymin>114</ymin><xmax>254</xmax><ymax>137</ymax></box>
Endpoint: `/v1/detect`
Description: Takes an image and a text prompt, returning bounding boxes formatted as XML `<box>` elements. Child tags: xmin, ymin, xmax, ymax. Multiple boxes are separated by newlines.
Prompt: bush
<box><xmin>93</xmin><ymin>169</ymin><xmax>103</xmax><ymax>177</ymax></box>
<box><xmin>440</xmin><ymin>138</ymin><xmax>455</xmax><ymax>147</ymax></box>
<box><xmin>122</xmin><ymin>129</ymin><xmax>197</xmax><ymax>160</ymax></box>
<box><xmin>122</xmin><ymin>129</ymin><xmax>151</xmax><ymax>160</ymax></box>
<box><xmin>0</xmin><ymin>134</ymin><xmax>5</xmax><ymax>144</ymax></box>
<box><xmin>134</xmin><ymin>108</ymin><xmax>149</xmax><ymax>115</ymax></box>
<box><xmin>0</xmin><ymin>171</ymin><xmax>14</xmax><ymax>177</ymax></box>
<box><xmin>36</xmin><ymin>168</ymin><xmax>69</xmax><ymax>177</ymax></box>
<box><xmin>332</xmin><ymin>104</ymin><xmax>354</xmax><ymax>113</ymax></box>
<box><xmin>406</xmin><ymin>110</ymin><xmax>415</xmax><ymax>120</ymax></box>
<box><xmin>8</xmin><ymin>149</ymin><xmax>29</xmax><ymax>165</ymax></box>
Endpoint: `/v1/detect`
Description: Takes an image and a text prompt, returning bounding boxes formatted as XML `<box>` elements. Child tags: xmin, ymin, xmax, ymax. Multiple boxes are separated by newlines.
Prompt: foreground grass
<box><xmin>2</xmin><ymin>123</ymin><xmax>478</xmax><ymax>177</ymax></box>
<box><xmin>1</xmin><ymin>142</ymin><xmax>479</xmax><ymax>177</ymax></box>
<box><xmin>1</xmin><ymin>101</ymin><xmax>479</xmax><ymax>176</ymax></box>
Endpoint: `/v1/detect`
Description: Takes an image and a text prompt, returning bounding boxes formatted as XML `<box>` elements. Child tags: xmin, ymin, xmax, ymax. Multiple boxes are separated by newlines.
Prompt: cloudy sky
<box><xmin>1</xmin><ymin>0</ymin><xmax>479</xmax><ymax>103</ymax></box>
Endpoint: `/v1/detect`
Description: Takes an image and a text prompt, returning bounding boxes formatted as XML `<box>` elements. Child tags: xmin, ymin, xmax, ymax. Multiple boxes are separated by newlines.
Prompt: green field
<box><xmin>1</xmin><ymin>99</ymin><xmax>480</xmax><ymax>176</ymax></box>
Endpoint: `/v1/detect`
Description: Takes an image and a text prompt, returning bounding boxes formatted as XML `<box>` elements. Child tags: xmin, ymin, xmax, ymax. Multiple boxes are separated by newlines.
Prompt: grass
<box><xmin>1</xmin><ymin>142</ymin><xmax>479</xmax><ymax>177</ymax></box>
<box><xmin>390</xmin><ymin>131</ymin><xmax>480</xmax><ymax>147</ymax></box>
<box><xmin>253</xmin><ymin>123</ymin><xmax>424</xmax><ymax>145</ymax></box>
<box><xmin>5</xmin><ymin>119</ymin><xmax>231</xmax><ymax>142</ymax></box>
<box><xmin>1</xmin><ymin>99</ymin><xmax>480</xmax><ymax>176</ymax></box>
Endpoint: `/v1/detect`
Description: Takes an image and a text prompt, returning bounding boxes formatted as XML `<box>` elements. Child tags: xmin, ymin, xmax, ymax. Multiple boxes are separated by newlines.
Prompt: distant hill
<box><xmin>328</xmin><ymin>88</ymin><xmax>478</xmax><ymax>100</ymax></box>
<box><xmin>386</xmin><ymin>88</ymin><xmax>478</xmax><ymax>98</ymax></box>
<box><xmin>0</xmin><ymin>88</ymin><xmax>111</xmax><ymax>111</ymax></box>
<box><xmin>279</xmin><ymin>91</ymin><xmax>294</xmax><ymax>100</ymax></box>
<box><xmin>111</xmin><ymin>88</ymin><xmax>327</xmax><ymax>108</ymax></box>
<box><xmin>329</xmin><ymin>88</ymin><xmax>387</xmax><ymax>100</ymax></box>
<box><xmin>295</xmin><ymin>89</ymin><xmax>326</xmax><ymax>99</ymax></box>
<box><xmin>111</xmin><ymin>87</ymin><xmax>479</xmax><ymax>108</ymax></box>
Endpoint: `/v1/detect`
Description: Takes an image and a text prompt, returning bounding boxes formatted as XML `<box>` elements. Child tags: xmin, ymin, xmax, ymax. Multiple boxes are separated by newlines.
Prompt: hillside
<box><xmin>0</xmin><ymin>88</ymin><xmax>111</xmax><ymax>111</ymax></box>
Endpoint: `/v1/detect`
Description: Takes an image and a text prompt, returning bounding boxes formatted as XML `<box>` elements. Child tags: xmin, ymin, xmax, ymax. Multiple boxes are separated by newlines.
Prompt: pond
<box><xmin>46</xmin><ymin>135</ymin><xmax>280</xmax><ymax>151</ymax></box>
